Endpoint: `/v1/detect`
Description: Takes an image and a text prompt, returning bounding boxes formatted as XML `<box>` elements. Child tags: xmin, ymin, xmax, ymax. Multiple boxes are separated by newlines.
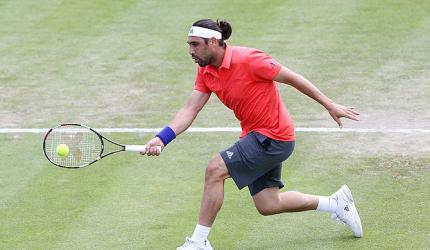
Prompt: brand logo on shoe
<box><xmin>344</xmin><ymin>205</ymin><xmax>350</xmax><ymax>212</ymax></box>
<box><xmin>226</xmin><ymin>151</ymin><xmax>234</xmax><ymax>159</ymax></box>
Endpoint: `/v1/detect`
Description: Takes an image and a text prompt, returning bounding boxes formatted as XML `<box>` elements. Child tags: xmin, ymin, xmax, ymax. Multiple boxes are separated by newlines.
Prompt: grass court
<box><xmin>1</xmin><ymin>1</ymin><xmax>429</xmax><ymax>249</ymax></box>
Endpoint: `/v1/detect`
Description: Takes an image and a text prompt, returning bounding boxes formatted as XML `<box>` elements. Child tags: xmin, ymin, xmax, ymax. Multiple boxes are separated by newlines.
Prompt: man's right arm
<box><xmin>169</xmin><ymin>90</ymin><xmax>211</xmax><ymax>136</ymax></box>
<box><xmin>145</xmin><ymin>90</ymin><xmax>210</xmax><ymax>155</ymax></box>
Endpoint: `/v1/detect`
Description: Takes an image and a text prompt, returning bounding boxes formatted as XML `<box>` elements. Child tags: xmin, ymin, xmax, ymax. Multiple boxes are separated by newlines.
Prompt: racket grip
<box><xmin>125</xmin><ymin>145</ymin><xmax>147</xmax><ymax>152</ymax></box>
<box><xmin>125</xmin><ymin>145</ymin><xmax>162</xmax><ymax>153</ymax></box>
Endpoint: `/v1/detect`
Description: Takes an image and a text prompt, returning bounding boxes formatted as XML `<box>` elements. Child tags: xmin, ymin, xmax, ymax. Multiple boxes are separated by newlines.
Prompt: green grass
<box><xmin>1</xmin><ymin>133</ymin><xmax>429</xmax><ymax>249</ymax></box>
<box><xmin>1</xmin><ymin>0</ymin><xmax>429</xmax><ymax>249</ymax></box>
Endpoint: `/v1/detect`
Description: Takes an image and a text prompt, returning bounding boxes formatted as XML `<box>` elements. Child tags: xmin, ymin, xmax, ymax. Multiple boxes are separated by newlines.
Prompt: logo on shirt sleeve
<box><xmin>269</xmin><ymin>60</ymin><xmax>276</xmax><ymax>69</ymax></box>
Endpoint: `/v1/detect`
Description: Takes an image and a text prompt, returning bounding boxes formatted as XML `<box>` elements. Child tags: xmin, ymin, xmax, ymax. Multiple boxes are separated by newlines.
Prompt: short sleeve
<box><xmin>194</xmin><ymin>68</ymin><xmax>212</xmax><ymax>93</ymax></box>
<box><xmin>248</xmin><ymin>50</ymin><xmax>282</xmax><ymax>81</ymax></box>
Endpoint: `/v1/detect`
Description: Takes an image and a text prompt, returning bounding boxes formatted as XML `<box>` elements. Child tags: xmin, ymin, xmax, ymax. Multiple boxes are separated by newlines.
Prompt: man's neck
<box><xmin>211</xmin><ymin>46</ymin><xmax>226</xmax><ymax>69</ymax></box>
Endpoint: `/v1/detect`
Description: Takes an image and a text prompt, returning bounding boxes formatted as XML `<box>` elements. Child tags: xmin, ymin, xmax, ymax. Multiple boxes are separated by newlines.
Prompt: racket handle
<box><xmin>125</xmin><ymin>145</ymin><xmax>162</xmax><ymax>153</ymax></box>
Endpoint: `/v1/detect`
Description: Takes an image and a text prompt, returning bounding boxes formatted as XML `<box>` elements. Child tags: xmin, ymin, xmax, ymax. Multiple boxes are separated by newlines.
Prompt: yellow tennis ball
<box><xmin>56</xmin><ymin>144</ymin><xmax>69</xmax><ymax>157</ymax></box>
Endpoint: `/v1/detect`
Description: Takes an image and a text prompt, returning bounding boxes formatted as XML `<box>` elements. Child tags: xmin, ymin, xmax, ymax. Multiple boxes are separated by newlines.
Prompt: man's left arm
<box><xmin>274</xmin><ymin>66</ymin><xmax>360</xmax><ymax>128</ymax></box>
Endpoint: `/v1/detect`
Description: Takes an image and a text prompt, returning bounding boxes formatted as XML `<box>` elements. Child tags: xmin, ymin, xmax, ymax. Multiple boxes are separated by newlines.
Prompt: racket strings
<box><xmin>44</xmin><ymin>125</ymin><xmax>102</xmax><ymax>168</ymax></box>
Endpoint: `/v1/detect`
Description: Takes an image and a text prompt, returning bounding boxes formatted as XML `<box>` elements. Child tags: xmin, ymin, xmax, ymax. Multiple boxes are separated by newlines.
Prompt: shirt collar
<box><xmin>219</xmin><ymin>44</ymin><xmax>232</xmax><ymax>70</ymax></box>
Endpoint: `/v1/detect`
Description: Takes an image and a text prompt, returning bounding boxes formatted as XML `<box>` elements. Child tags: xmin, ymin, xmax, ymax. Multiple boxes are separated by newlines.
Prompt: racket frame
<box><xmin>43</xmin><ymin>123</ymin><xmax>131</xmax><ymax>168</ymax></box>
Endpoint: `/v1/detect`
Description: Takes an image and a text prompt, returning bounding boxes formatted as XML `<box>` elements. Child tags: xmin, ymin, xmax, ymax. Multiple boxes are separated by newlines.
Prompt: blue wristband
<box><xmin>156</xmin><ymin>126</ymin><xmax>176</xmax><ymax>146</ymax></box>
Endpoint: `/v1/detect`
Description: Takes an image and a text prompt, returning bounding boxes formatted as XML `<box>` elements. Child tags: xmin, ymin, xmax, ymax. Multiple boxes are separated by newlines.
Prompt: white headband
<box><xmin>188</xmin><ymin>26</ymin><xmax>222</xmax><ymax>39</ymax></box>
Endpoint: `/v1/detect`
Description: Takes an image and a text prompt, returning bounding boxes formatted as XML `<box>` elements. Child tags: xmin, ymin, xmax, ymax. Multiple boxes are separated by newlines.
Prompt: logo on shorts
<box><xmin>226</xmin><ymin>150</ymin><xmax>234</xmax><ymax>159</ymax></box>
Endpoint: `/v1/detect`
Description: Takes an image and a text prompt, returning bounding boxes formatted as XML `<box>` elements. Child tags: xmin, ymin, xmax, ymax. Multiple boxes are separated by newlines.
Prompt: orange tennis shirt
<box><xmin>194</xmin><ymin>45</ymin><xmax>295</xmax><ymax>141</ymax></box>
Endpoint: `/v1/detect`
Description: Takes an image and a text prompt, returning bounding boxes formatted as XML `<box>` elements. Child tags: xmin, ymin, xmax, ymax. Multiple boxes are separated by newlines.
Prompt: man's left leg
<box><xmin>252</xmin><ymin>186</ymin><xmax>363</xmax><ymax>237</ymax></box>
<box><xmin>252</xmin><ymin>187</ymin><xmax>319</xmax><ymax>215</ymax></box>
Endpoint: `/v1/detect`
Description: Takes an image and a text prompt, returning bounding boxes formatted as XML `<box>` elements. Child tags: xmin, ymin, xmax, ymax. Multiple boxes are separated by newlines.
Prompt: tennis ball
<box><xmin>56</xmin><ymin>144</ymin><xmax>69</xmax><ymax>157</ymax></box>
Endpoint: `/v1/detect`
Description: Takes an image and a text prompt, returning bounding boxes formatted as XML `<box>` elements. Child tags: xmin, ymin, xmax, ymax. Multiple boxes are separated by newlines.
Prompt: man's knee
<box><xmin>255</xmin><ymin>202</ymin><xmax>277</xmax><ymax>216</ymax></box>
<box><xmin>253</xmin><ymin>188</ymin><xmax>280</xmax><ymax>216</ymax></box>
<box><xmin>205</xmin><ymin>154</ymin><xmax>229</xmax><ymax>182</ymax></box>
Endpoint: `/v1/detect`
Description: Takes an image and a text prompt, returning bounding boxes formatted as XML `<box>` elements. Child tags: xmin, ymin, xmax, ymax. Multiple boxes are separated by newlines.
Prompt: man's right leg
<box><xmin>177</xmin><ymin>154</ymin><xmax>229</xmax><ymax>250</ymax></box>
<box><xmin>198</xmin><ymin>153</ymin><xmax>230</xmax><ymax>226</ymax></box>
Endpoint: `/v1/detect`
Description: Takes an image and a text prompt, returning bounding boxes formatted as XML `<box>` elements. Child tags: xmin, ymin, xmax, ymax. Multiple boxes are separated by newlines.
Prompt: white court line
<box><xmin>0</xmin><ymin>127</ymin><xmax>429</xmax><ymax>133</ymax></box>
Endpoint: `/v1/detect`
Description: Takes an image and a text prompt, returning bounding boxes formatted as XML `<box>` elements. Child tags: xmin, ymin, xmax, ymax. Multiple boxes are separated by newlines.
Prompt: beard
<box><xmin>192</xmin><ymin>55</ymin><xmax>211</xmax><ymax>67</ymax></box>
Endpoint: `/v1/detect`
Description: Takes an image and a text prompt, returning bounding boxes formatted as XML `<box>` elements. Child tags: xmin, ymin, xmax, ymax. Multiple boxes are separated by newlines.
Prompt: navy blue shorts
<box><xmin>220</xmin><ymin>131</ymin><xmax>295</xmax><ymax>196</ymax></box>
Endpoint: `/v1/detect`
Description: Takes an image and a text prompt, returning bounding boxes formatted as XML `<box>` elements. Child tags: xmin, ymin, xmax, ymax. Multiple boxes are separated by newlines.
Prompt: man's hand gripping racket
<box><xmin>142</xmin><ymin>137</ymin><xmax>165</xmax><ymax>156</ymax></box>
<box><xmin>43</xmin><ymin>124</ymin><xmax>162</xmax><ymax>169</ymax></box>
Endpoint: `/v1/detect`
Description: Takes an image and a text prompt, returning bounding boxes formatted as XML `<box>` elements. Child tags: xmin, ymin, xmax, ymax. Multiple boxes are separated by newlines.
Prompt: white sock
<box><xmin>316</xmin><ymin>196</ymin><xmax>337</xmax><ymax>213</ymax></box>
<box><xmin>191</xmin><ymin>224</ymin><xmax>211</xmax><ymax>243</ymax></box>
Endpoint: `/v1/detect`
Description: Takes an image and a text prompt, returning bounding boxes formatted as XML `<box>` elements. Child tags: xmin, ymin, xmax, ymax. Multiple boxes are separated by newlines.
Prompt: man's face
<box><xmin>187</xmin><ymin>36</ymin><xmax>213</xmax><ymax>67</ymax></box>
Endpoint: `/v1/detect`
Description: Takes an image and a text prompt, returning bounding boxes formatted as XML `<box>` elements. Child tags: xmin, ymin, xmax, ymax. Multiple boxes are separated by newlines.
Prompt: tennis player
<box><xmin>145</xmin><ymin>19</ymin><xmax>362</xmax><ymax>250</ymax></box>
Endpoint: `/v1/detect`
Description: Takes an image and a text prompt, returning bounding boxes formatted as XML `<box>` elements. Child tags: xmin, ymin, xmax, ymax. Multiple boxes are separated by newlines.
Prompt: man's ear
<box><xmin>209</xmin><ymin>37</ymin><xmax>218</xmax><ymax>45</ymax></box>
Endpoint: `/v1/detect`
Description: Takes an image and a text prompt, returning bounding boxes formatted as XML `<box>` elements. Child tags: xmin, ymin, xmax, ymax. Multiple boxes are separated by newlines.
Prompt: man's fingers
<box><xmin>350</xmin><ymin>110</ymin><xmax>360</xmax><ymax>115</ymax></box>
<box><xmin>331</xmin><ymin>113</ymin><xmax>343</xmax><ymax>128</ymax></box>
<box><xmin>154</xmin><ymin>146</ymin><xmax>162</xmax><ymax>154</ymax></box>
<box><xmin>329</xmin><ymin>104</ymin><xmax>360</xmax><ymax>128</ymax></box>
<box><xmin>141</xmin><ymin>137</ymin><xmax>164</xmax><ymax>156</ymax></box>
<box><xmin>348</xmin><ymin>107</ymin><xmax>360</xmax><ymax>115</ymax></box>
<box><xmin>346</xmin><ymin>108</ymin><xmax>360</xmax><ymax>120</ymax></box>
<box><xmin>146</xmin><ymin>145</ymin><xmax>162</xmax><ymax>156</ymax></box>
<box><xmin>337</xmin><ymin>119</ymin><xmax>343</xmax><ymax>128</ymax></box>
<box><xmin>346</xmin><ymin>112</ymin><xmax>360</xmax><ymax>121</ymax></box>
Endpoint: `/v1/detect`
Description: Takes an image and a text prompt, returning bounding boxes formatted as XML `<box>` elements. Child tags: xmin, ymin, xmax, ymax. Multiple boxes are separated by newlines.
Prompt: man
<box><xmin>144</xmin><ymin>19</ymin><xmax>362</xmax><ymax>250</ymax></box>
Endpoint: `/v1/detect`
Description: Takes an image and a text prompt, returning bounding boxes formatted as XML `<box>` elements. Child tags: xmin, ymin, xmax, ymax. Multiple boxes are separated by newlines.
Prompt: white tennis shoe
<box><xmin>177</xmin><ymin>237</ymin><xmax>213</xmax><ymax>250</ymax></box>
<box><xmin>331</xmin><ymin>185</ymin><xmax>363</xmax><ymax>237</ymax></box>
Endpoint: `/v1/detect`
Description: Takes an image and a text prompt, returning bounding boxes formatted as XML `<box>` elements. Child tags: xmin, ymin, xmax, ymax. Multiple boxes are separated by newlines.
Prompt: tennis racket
<box><xmin>43</xmin><ymin>123</ymin><xmax>161</xmax><ymax>168</ymax></box>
